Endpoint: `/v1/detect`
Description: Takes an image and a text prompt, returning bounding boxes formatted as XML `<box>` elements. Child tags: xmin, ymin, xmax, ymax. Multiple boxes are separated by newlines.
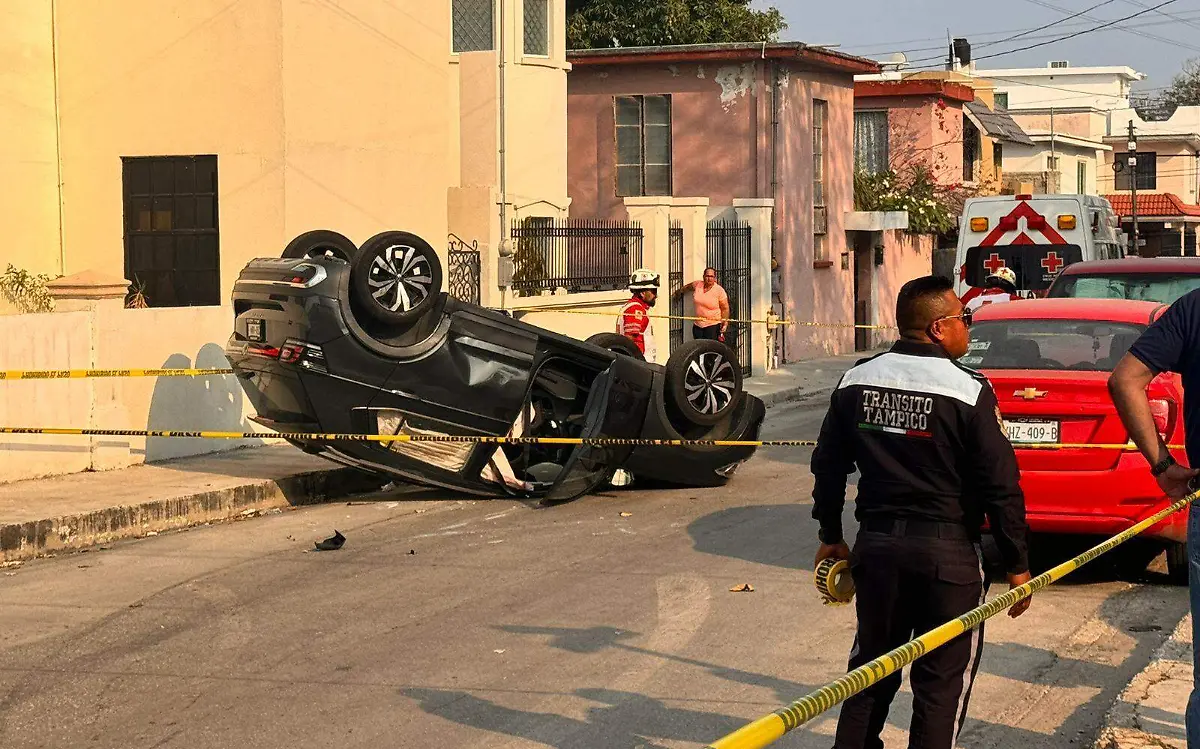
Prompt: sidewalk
<box><xmin>1097</xmin><ymin>615</ymin><xmax>1191</xmax><ymax>748</ymax></box>
<box><xmin>745</xmin><ymin>352</ymin><xmax>864</xmax><ymax>407</ymax></box>
<box><xmin>0</xmin><ymin>357</ymin><xmax>853</xmax><ymax>563</ymax></box>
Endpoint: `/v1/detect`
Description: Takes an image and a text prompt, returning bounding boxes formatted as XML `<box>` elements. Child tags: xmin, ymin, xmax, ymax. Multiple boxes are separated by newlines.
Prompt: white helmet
<box><xmin>629</xmin><ymin>268</ymin><xmax>660</xmax><ymax>292</ymax></box>
<box><xmin>987</xmin><ymin>266</ymin><xmax>1017</xmax><ymax>286</ymax></box>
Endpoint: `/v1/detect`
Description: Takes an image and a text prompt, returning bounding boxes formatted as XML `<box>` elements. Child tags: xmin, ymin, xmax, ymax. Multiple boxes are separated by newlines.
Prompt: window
<box><xmin>615</xmin><ymin>95</ymin><xmax>671</xmax><ymax>197</ymax></box>
<box><xmin>523</xmin><ymin>0</ymin><xmax>548</xmax><ymax>56</ymax></box>
<box><xmin>1115</xmin><ymin>152</ymin><xmax>1157</xmax><ymax>190</ymax></box>
<box><xmin>1047</xmin><ymin>155</ymin><xmax>1059</xmax><ymax>171</ymax></box>
<box><xmin>994</xmin><ymin>92</ymin><xmax>1009</xmax><ymax>110</ymax></box>
<box><xmin>965</xmin><ymin>319</ymin><xmax>1144</xmax><ymax>371</ymax></box>
<box><xmin>963</xmin><ymin>117</ymin><xmax>980</xmax><ymax>182</ymax></box>
<box><xmin>1078</xmin><ymin>161</ymin><xmax>1087</xmax><ymax>194</ymax></box>
<box><xmin>122</xmin><ymin>155</ymin><xmax>219</xmax><ymax>307</ymax></box>
<box><xmin>854</xmin><ymin>111</ymin><xmax>889</xmax><ymax>174</ymax></box>
<box><xmin>813</xmin><ymin>100</ymin><xmax>827</xmax><ymax>207</ymax></box>
<box><xmin>993</xmin><ymin>142</ymin><xmax>1003</xmax><ymax>169</ymax></box>
<box><xmin>453</xmin><ymin>0</ymin><xmax>494</xmax><ymax>53</ymax></box>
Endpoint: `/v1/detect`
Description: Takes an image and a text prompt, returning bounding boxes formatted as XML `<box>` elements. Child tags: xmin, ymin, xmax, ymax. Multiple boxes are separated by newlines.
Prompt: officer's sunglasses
<box><xmin>935</xmin><ymin>309</ymin><xmax>973</xmax><ymax>328</ymax></box>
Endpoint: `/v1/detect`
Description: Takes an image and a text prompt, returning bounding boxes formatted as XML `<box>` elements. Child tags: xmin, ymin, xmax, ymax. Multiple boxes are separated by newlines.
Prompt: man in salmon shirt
<box><xmin>676</xmin><ymin>267</ymin><xmax>730</xmax><ymax>342</ymax></box>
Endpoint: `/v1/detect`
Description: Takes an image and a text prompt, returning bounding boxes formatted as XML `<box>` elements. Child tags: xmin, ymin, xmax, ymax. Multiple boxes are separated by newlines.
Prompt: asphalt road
<box><xmin>0</xmin><ymin>395</ymin><xmax>1189</xmax><ymax>749</ymax></box>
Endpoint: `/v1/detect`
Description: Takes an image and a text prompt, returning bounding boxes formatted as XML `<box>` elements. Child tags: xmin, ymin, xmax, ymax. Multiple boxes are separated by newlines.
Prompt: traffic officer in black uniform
<box><xmin>811</xmin><ymin>275</ymin><xmax>1033</xmax><ymax>749</ymax></box>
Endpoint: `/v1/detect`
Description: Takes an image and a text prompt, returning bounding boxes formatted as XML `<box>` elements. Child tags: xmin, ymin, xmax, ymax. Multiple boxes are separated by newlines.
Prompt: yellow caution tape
<box><xmin>0</xmin><ymin>427</ymin><xmax>1184</xmax><ymax>451</ymax></box>
<box><xmin>705</xmin><ymin>488</ymin><xmax>1200</xmax><ymax>749</ymax></box>
<box><xmin>507</xmin><ymin>307</ymin><xmax>896</xmax><ymax>331</ymax></box>
<box><xmin>814</xmin><ymin>558</ymin><xmax>854</xmax><ymax>606</ymax></box>
<box><xmin>0</xmin><ymin>368</ymin><xmax>235</xmax><ymax>380</ymax></box>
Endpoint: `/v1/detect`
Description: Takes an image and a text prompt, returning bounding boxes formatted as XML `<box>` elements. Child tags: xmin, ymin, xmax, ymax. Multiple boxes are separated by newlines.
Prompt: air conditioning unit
<box><xmin>1049</xmin><ymin>60</ymin><xmax>1070</xmax><ymax>69</ymax></box>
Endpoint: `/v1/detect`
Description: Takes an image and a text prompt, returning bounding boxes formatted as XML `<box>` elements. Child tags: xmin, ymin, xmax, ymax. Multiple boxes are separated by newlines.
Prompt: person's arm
<box><xmin>718</xmin><ymin>289</ymin><xmax>730</xmax><ymax>335</ymax></box>
<box><xmin>964</xmin><ymin>384</ymin><xmax>1033</xmax><ymax>617</ymax></box>
<box><xmin>1108</xmin><ymin>308</ymin><xmax>1200</xmax><ymax>498</ymax></box>
<box><xmin>810</xmin><ymin>388</ymin><xmax>854</xmax><ymax>565</ymax></box>
<box><xmin>671</xmin><ymin>280</ymin><xmax>696</xmax><ymax>298</ymax></box>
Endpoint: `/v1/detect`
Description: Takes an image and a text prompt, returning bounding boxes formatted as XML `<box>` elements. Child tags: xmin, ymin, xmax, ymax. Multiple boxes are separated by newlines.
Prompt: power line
<box><xmin>905</xmin><ymin>0</ymin><xmax>1184</xmax><ymax>71</ymax></box>
<box><xmin>853</xmin><ymin>12</ymin><xmax>1200</xmax><ymax>59</ymax></box>
<box><xmin>1119</xmin><ymin>0</ymin><xmax>1200</xmax><ymax>33</ymax></box>
<box><xmin>988</xmin><ymin>0</ymin><xmax>1120</xmax><ymax>48</ymax></box>
<box><xmin>1020</xmin><ymin>0</ymin><xmax>1200</xmax><ymax>53</ymax></box>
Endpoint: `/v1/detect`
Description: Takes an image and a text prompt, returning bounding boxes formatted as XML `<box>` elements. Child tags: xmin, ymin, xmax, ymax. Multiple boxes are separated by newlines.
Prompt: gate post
<box><xmin>624</xmin><ymin>197</ymin><xmax>673</xmax><ymax>364</ymax></box>
<box><xmin>734</xmin><ymin>198</ymin><xmax>775</xmax><ymax>377</ymax></box>
<box><xmin>669</xmin><ymin>197</ymin><xmax>711</xmax><ymax>335</ymax></box>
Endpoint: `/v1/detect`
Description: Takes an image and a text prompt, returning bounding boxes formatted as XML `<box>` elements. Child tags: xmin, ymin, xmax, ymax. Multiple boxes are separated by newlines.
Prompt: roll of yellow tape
<box><xmin>814</xmin><ymin>558</ymin><xmax>855</xmax><ymax>605</ymax></box>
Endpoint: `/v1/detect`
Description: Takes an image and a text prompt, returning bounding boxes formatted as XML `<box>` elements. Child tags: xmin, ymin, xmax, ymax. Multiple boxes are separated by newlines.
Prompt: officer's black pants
<box><xmin>832</xmin><ymin>522</ymin><xmax>989</xmax><ymax>749</ymax></box>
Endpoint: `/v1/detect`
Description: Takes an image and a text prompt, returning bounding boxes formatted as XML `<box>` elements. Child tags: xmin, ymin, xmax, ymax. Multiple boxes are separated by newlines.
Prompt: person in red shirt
<box><xmin>964</xmin><ymin>266</ymin><xmax>1020</xmax><ymax>313</ymax></box>
<box><xmin>617</xmin><ymin>268</ymin><xmax>660</xmax><ymax>360</ymax></box>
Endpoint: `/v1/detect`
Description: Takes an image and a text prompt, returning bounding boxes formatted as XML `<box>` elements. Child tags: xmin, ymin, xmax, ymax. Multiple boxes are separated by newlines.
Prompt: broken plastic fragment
<box><xmin>729</xmin><ymin>583</ymin><xmax>755</xmax><ymax>593</ymax></box>
<box><xmin>315</xmin><ymin>530</ymin><xmax>346</xmax><ymax>551</ymax></box>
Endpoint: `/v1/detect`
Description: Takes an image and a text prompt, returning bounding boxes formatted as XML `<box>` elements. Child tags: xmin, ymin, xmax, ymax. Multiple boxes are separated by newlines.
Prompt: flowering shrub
<box><xmin>854</xmin><ymin>167</ymin><xmax>962</xmax><ymax>235</ymax></box>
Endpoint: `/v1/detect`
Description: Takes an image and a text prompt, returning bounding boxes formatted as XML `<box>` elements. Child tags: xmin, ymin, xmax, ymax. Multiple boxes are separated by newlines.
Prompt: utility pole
<box><xmin>1128</xmin><ymin>121</ymin><xmax>1140</xmax><ymax>256</ymax></box>
<box><xmin>1050</xmin><ymin>106</ymin><xmax>1057</xmax><ymax>193</ymax></box>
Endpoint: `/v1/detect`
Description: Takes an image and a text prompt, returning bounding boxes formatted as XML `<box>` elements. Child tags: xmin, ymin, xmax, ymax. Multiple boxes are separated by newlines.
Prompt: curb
<box><xmin>1094</xmin><ymin>614</ymin><xmax>1191</xmax><ymax>749</ymax></box>
<box><xmin>0</xmin><ymin>467</ymin><xmax>388</xmax><ymax>563</ymax></box>
<box><xmin>756</xmin><ymin>385</ymin><xmax>835</xmax><ymax>409</ymax></box>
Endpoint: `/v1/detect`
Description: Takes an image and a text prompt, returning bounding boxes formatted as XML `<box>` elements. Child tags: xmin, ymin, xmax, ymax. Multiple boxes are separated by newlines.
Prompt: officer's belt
<box><xmin>859</xmin><ymin>518</ymin><xmax>971</xmax><ymax>541</ymax></box>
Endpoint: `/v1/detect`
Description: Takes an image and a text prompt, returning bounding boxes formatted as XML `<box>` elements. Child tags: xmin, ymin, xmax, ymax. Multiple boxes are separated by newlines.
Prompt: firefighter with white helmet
<box><xmin>618</xmin><ymin>268</ymin><xmax>659</xmax><ymax>360</ymax></box>
<box><xmin>964</xmin><ymin>266</ymin><xmax>1019</xmax><ymax>313</ymax></box>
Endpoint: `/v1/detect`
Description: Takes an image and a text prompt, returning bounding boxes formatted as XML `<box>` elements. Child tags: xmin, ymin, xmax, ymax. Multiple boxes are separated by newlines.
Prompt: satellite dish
<box><xmin>882</xmin><ymin>52</ymin><xmax>909</xmax><ymax>71</ymax></box>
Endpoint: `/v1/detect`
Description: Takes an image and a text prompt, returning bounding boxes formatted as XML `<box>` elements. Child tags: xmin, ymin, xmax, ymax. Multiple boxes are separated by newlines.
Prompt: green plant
<box><xmin>854</xmin><ymin>166</ymin><xmax>969</xmax><ymax>236</ymax></box>
<box><xmin>0</xmin><ymin>264</ymin><xmax>56</xmax><ymax>313</ymax></box>
<box><xmin>512</xmin><ymin>230</ymin><xmax>550</xmax><ymax>296</ymax></box>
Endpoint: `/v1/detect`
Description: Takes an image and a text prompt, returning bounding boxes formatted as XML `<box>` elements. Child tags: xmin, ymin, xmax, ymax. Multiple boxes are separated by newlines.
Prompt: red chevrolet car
<box><xmin>966</xmin><ymin>298</ymin><xmax>1188</xmax><ymax>582</ymax></box>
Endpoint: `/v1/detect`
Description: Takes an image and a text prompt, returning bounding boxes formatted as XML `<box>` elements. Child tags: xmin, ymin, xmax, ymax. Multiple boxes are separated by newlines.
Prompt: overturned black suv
<box><xmin>226</xmin><ymin>230</ymin><xmax>765</xmax><ymax>501</ymax></box>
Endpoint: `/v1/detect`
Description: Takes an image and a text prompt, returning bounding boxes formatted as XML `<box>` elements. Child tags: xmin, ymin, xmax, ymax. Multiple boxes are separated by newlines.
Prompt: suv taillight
<box><xmin>278</xmin><ymin>338</ymin><xmax>326</xmax><ymax>372</ymax></box>
<box><xmin>285</xmin><ymin>263</ymin><xmax>327</xmax><ymax>288</ymax></box>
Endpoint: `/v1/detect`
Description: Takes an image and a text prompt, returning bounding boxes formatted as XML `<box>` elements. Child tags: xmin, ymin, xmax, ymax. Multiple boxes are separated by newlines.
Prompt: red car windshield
<box><xmin>962</xmin><ymin>319</ymin><xmax>1145</xmax><ymax>372</ymax></box>
<box><xmin>1048</xmin><ymin>272</ymin><xmax>1200</xmax><ymax>303</ymax></box>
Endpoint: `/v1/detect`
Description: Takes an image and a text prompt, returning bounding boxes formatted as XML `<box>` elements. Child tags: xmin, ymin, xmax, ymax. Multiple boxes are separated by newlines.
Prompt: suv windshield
<box><xmin>962</xmin><ymin>319</ymin><xmax>1146</xmax><ymax>371</ymax></box>
<box><xmin>1048</xmin><ymin>273</ymin><xmax>1200</xmax><ymax>303</ymax></box>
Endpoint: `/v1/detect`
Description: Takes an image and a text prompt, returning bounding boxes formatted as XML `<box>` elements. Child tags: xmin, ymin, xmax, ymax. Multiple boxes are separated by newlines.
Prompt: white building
<box><xmin>972</xmin><ymin>62</ymin><xmax>1144</xmax><ymax>195</ymax></box>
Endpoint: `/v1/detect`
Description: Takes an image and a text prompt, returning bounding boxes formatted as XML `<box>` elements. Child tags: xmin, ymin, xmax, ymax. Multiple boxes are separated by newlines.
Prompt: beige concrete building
<box><xmin>0</xmin><ymin>0</ymin><xmax>568</xmax><ymax>308</ymax></box>
<box><xmin>0</xmin><ymin>0</ymin><xmax>571</xmax><ymax>483</ymax></box>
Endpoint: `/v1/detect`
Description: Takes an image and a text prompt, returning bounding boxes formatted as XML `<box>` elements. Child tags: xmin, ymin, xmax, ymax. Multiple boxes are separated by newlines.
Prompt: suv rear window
<box><xmin>1047</xmin><ymin>273</ymin><xmax>1200</xmax><ymax>303</ymax></box>
<box><xmin>962</xmin><ymin>319</ymin><xmax>1145</xmax><ymax>371</ymax></box>
<box><xmin>964</xmin><ymin>245</ymin><xmax>1082</xmax><ymax>290</ymax></box>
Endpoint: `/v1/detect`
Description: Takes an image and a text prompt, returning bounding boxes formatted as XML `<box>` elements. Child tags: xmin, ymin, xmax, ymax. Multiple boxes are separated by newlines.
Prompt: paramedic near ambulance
<box><xmin>675</xmin><ymin>267</ymin><xmax>729</xmax><ymax>342</ymax></box>
<box><xmin>963</xmin><ymin>267</ymin><xmax>1020</xmax><ymax>314</ymax></box>
<box><xmin>812</xmin><ymin>275</ymin><xmax>1032</xmax><ymax>749</ymax></box>
<box><xmin>1109</xmin><ymin>288</ymin><xmax>1200</xmax><ymax>749</ymax></box>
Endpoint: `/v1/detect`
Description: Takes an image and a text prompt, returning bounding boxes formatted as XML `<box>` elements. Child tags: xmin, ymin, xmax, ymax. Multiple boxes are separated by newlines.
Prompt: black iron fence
<box><xmin>669</xmin><ymin>221</ymin><xmax>684</xmax><ymax>354</ymax></box>
<box><xmin>706</xmin><ymin>220</ymin><xmax>752</xmax><ymax>378</ymax></box>
<box><xmin>447</xmin><ymin>235</ymin><xmax>481</xmax><ymax>305</ymax></box>
<box><xmin>509</xmin><ymin>218</ymin><xmax>643</xmax><ymax>296</ymax></box>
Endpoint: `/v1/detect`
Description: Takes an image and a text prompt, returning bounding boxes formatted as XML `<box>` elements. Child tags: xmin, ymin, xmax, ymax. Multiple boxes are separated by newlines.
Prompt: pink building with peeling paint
<box><xmin>566</xmin><ymin>43</ymin><xmax>882</xmax><ymax>361</ymax></box>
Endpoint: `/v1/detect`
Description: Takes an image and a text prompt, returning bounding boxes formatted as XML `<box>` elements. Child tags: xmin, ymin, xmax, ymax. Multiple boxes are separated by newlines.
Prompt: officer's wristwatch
<box><xmin>1151</xmin><ymin>454</ymin><xmax>1177</xmax><ymax>477</ymax></box>
<box><xmin>818</xmin><ymin>527</ymin><xmax>843</xmax><ymax>545</ymax></box>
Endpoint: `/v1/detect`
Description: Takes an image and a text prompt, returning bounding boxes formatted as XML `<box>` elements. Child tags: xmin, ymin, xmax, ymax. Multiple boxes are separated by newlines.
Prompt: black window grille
<box><xmin>1115</xmin><ymin>152</ymin><xmax>1157</xmax><ymax>191</ymax></box>
<box><xmin>509</xmin><ymin>218</ymin><xmax>643</xmax><ymax>296</ymax></box>
<box><xmin>122</xmin><ymin>155</ymin><xmax>219</xmax><ymax>307</ymax></box>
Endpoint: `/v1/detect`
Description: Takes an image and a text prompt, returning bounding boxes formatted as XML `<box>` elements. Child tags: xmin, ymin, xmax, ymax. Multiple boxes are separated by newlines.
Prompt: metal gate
<box><xmin>668</xmin><ymin>221</ymin><xmax>684</xmax><ymax>354</ymax></box>
<box><xmin>705</xmin><ymin>220</ymin><xmax>752</xmax><ymax>377</ymax></box>
<box><xmin>448</xmin><ymin>234</ymin><xmax>481</xmax><ymax>305</ymax></box>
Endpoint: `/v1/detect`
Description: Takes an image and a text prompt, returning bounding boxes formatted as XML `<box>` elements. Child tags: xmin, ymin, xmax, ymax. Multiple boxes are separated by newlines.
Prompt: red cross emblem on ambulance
<box><xmin>1041</xmin><ymin>251</ymin><xmax>1064</xmax><ymax>274</ymax></box>
<box><xmin>983</xmin><ymin>253</ymin><xmax>1006</xmax><ymax>274</ymax></box>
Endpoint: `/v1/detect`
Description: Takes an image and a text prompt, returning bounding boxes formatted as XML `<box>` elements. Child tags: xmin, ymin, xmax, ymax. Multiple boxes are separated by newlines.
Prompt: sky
<box><xmin>752</xmin><ymin>0</ymin><xmax>1200</xmax><ymax>95</ymax></box>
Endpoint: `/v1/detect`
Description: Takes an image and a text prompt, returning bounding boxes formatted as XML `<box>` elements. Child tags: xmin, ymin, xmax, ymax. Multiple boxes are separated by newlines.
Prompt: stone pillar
<box><xmin>624</xmin><ymin>197</ymin><xmax>673</xmax><ymax>365</ymax></box>
<box><xmin>734</xmin><ymin>198</ymin><xmax>775</xmax><ymax>378</ymax></box>
<box><xmin>668</xmin><ymin>197</ymin><xmax>711</xmax><ymax>340</ymax></box>
<box><xmin>46</xmin><ymin>271</ymin><xmax>131</xmax><ymax>471</ymax></box>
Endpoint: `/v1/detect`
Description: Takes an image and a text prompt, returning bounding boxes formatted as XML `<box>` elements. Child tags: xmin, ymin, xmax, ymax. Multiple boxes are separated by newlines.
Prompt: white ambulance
<box><xmin>954</xmin><ymin>194</ymin><xmax>1125</xmax><ymax>303</ymax></box>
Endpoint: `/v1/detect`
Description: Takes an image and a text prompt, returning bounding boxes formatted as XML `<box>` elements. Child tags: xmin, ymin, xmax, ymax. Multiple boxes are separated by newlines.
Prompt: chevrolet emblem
<box><xmin>1015</xmin><ymin>387</ymin><xmax>1047</xmax><ymax>400</ymax></box>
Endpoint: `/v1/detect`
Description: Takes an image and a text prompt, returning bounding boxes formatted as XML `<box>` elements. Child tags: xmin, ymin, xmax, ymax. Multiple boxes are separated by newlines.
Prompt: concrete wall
<box><xmin>854</xmin><ymin>95</ymin><xmax>965</xmax><ymax>186</ymax></box>
<box><xmin>567</xmin><ymin>61</ymin><xmax>761</xmax><ymax>220</ymax></box>
<box><xmin>0</xmin><ymin>303</ymin><xmax>267</xmax><ymax>484</ymax></box>
<box><xmin>1004</xmin><ymin>142</ymin><xmax>1100</xmax><ymax>194</ymax></box>
<box><xmin>1011</xmin><ymin>111</ymin><xmax>1106</xmax><ymax>142</ymax></box>
<box><xmin>874</xmin><ymin>231</ymin><xmax>933</xmax><ymax>341</ymax></box>
<box><xmin>1098</xmin><ymin>141</ymin><xmax>1199</xmax><ymax>202</ymax></box>
<box><xmin>984</xmin><ymin>70</ymin><xmax>1134</xmax><ymax>112</ymax></box>
<box><xmin>0</xmin><ymin>1</ymin><xmax>63</xmax><ymax>278</ymax></box>
<box><xmin>777</xmin><ymin>69</ymin><xmax>857</xmax><ymax>359</ymax></box>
